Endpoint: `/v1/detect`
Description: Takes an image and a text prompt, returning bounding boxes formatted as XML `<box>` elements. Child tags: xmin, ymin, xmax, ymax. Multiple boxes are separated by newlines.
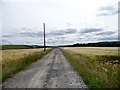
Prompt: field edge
<box><xmin>60</xmin><ymin>48</ymin><xmax>119</xmax><ymax>88</ymax></box>
<box><xmin>2</xmin><ymin>48</ymin><xmax>53</xmax><ymax>82</ymax></box>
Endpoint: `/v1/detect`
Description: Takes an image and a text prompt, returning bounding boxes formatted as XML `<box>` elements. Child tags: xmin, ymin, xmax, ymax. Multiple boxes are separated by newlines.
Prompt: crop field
<box><xmin>61</xmin><ymin>47</ymin><xmax>119</xmax><ymax>88</ymax></box>
<box><xmin>1</xmin><ymin>45</ymin><xmax>44</xmax><ymax>50</ymax></box>
<box><xmin>0</xmin><ymin>50</ymin><xmax>2</xmax><ymax>83</ymax></box>
<box><xmin>1</xmin><ymin>48</ymin><xmax>52</xmax><ymax>82</ymax></box>
<box><xmin>2</xmin><ymin>49</ymin><xmax>44</xmax><ymax>63</ymax></box>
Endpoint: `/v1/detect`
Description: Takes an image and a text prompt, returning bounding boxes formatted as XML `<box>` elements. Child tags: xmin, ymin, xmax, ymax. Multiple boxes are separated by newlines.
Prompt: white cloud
<box><xmin>1</xmin><ymin>0</ymin><xmax>119</xmax><ymax>45</ymax></box>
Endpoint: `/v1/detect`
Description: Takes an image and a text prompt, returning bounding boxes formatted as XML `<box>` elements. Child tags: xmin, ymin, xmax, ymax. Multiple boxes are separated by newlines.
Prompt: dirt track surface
<box><xmin>2</xmin><ymin>48</ymin><xmax>87</xmax><ymax>88</ymax></box>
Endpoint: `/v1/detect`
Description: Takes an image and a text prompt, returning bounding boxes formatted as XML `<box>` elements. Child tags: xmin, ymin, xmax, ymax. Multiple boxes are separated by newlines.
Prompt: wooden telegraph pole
<box><xmin>43</xmin><ymin>23</ymin><xmax>46</xmax><ymax>51</ymax></box>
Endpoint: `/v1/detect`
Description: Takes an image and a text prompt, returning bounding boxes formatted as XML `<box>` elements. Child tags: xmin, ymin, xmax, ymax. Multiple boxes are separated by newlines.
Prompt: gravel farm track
<box><xmin>2</xmin><ymin>48</ymin><xmax>88</xmax><ymax>88</ymax></box>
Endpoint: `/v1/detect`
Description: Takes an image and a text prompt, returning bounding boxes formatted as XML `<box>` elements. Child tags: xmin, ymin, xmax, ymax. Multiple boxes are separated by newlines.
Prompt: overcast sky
<box><xmin>1</xmin><ymin>0</ymin><xmax>119</xmax><ymax>46</ymax></box>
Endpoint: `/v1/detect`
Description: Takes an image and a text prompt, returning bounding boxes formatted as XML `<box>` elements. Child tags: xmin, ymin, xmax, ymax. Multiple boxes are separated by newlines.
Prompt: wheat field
<box><xmin>2</xmin><ymin>49</ymin><xmax>44</xmax><ymax>64</ymax></box>
<box><xmin>1</xmin><ymin>48</ymin><xmax>51</xmax><ymax>82</ymax></box>
<box><xmin>62</xmin><ymin>47</ymin><xmax>118</xmax><ymax>56</ymax></box>
<box><xmin>61</xmin><ymin>47</ymin><xmax>119</xmax><ymax>88</ymax></box>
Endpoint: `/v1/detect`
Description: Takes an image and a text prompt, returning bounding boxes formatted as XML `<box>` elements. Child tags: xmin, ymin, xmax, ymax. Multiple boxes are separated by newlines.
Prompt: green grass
<box><xmin>61</xmin><ymin>49</ymin><xmax>120</xmax><ymax>88</ymax></box>
<box><xmin>1</xmin><ymin>45</ymin><xmax>45</xmax><ymax>50</ymax></box>
<box><xmin>1</xmin><ymin>45</ymin><xmax>32</xmax><ymax>50</ymax></box>
<box><xmin>2</xmin><ymin>49</ymin><xmax>52</xmax><ymax>82</ymax></box>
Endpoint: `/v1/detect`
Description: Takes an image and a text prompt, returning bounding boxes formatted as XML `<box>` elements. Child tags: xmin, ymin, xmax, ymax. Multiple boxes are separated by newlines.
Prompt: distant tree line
<box><xmin>60</xmin><ymin>41</ymin><xmax>120</xmax><ymax>47</ymax></box>
<box><xmin>1</xmin><ymin>41</ymin><xmax>120</xmax><ymax>50</ymax></box>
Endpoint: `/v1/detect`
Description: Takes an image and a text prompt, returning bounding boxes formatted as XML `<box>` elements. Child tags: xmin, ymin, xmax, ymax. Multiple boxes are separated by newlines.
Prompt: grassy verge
<box><xmin>1</xmin><ymin>45</ymin><xmax>47</xmax><ymax>50</ymax></box>
<box><xmin>2</xmin><ymin>49</ymin><xmax>52</xmax><ymax>82</ymax></box>
<box><xmin>61</xmin><ymin>49</ymin><xmax>119</xmax><ymax>88</ymax></box>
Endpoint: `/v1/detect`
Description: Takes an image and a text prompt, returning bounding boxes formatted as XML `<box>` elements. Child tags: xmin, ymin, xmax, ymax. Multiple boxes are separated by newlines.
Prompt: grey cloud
<box><xmin>96</xmin><ymin>33</ymin><xmax>118</xmax><ymax>41</ymax></box>
<box><xmin>66</xmin><ymin>23</ymin><xmax>73</xmax><ymax>27</ymax></box>
<box><xmin>79</xmin><ymin>37</ymin><xmax>83</xmax><ymax>39</ymax></box>
<box><xmin>24</xmin><ymin>40</ymin><xmax>43</xmax><ymax>45</ymax></box>
<box><xmin>96</xmin><ymin>31</ymin><xmax>115</xmax><ymax>35</ymax></box>
<box><xmin>79</xmin><ymin>28</ymin><xmax>102</xmax><ymax>34</ymax></box>
<box><xmin>97</xmin><ymin>5</ymin><xmax>118</xmax><ymax>16</ymax></box>
<box><xmin>98</xmin><ymin>36</ymin><xmax>118</xmax><ymax>41</ymax></box>
<box><xmin>47</xmin><ymin>28</ymin><xmax>77</xmax><ymax>36</ymax></box>
<box><xmin>3</xmin><ymin>31</ymin><xmax>44</xmax><ymax>38</ymax></box>
<box><xmin>46</xmin><ymin>35</ymin><xmax>75</xmax><ymax>45</ymax></box>
<box><xmin>65</xmin><ymin>29</ymin><xmax>77</xmax><ymax>34</ymax></box>
<box><xmin>19</xmin><ymin>28</ymin><xmax>77</xmax><ymax>37</ymax></box>
<box><xmin>100</xmin><ymin>6</ymin><xmax>115</xmax><ymax>11</ymax></box>
<box><xmin>77</xmin><ymin>29</ymin><xmax>117</xmax><ymax>43</ymax></box>
<box><xmin>19</xmin><ymin>31</ymin><xmax>43</xmax><ymax>37</ymax></box>
<box><xmin>97</xmin><ymin>12</ymin><xmax>118</xmax><ymax>16</ymax></box>
<box><xmin>21</xmin><ymin>27</ymin><xmax>30</xmax><ymax>31</ymax></box>
<box><xmin>48</xmin><ymin>32</ymin><xmax>64</xmax><ymax>36</ymax></box>
<box><xmin>2</xmin><ymin>39</ymin><xmax>12</xmax><ymax>45</ymax></box>
<box><xmin>2</xmin><ymin>33</ymin><xmax>20</xmax><ymax>38</ymax></box>
<box><xmin>2</xmin><ymin>34</ymin><xmax>13</xmax><ymax>38</ymax></box>
<box><xmin>97</xmin><ymin>13</ymin><xmax>111</xmax><ymax>16</ymax></box>
<box><xmin>2</xmin><ymin>28</ymin><xmax>77</xmax><ymax>39</ymax></box>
